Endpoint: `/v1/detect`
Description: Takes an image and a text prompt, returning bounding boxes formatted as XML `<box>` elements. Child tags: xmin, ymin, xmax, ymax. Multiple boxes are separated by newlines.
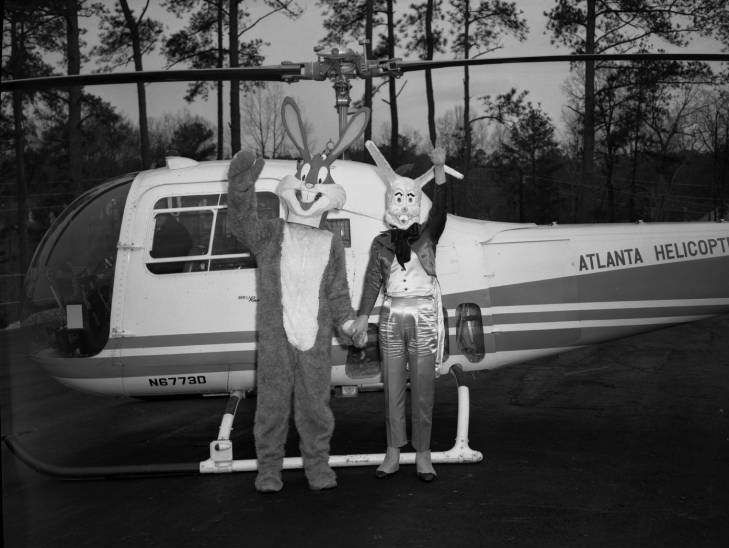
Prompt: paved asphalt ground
<box><xmin>2</xmin><ymin>316</ymin><xmax>729</xmax><ymax>548</ymax></box>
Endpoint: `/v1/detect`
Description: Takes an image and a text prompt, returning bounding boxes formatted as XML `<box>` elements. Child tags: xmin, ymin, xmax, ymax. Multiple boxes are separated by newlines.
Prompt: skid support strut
<box><xmin>199</xmin><ymin>364</ymin><xmax>483</xmax><ymax>474</ymax></box>
<box><xmin>199</xmin><ymin>390</ymin><xmax>243</xmax><ymax>473</ymax></box>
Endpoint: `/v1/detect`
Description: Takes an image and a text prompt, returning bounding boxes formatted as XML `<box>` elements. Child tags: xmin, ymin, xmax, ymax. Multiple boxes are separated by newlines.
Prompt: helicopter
<box><xmin>2</xmin><ymin>46</ymin><xmax>729</xmax><ymax>478</ymax></box>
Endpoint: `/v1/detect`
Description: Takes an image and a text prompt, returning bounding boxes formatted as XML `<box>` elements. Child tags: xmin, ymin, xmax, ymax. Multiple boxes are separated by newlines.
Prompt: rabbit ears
<box><xmin>365</xmin><ymin>140</ymin><xmax>464</xmax><ymax>188</ymax></box>
<box><xmin>282</xmin><ymin>96</ymin><xmax>370</xmax><ymax>163</ymax></box>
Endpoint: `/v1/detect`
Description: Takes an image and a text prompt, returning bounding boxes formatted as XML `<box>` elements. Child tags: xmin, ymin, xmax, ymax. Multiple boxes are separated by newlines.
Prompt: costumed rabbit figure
<box><xmin>352</xmin><ymin>141</ymin><xmax>451</xmax><ymax>482</ymax></box>
<box><xmin>227</xmin><ymin>97</ymin><xmax>370</xmax><ymax>492</ymax></box>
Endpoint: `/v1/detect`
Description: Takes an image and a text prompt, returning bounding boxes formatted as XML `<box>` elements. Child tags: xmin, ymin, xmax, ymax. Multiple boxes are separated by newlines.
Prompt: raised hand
<box><xmin>229</xmin><ymin>150</ymin><xmax>264</xmax><ymax>182</ymax></box>
<box><xmin>428</xmin><ymin>147</ymin><xmax>446</xmax><ymax>167</ymax></box>
<box><xmin>428</xmin><ymin>147</ymin><xmax>446</xmax><ymax>185</ymax></box>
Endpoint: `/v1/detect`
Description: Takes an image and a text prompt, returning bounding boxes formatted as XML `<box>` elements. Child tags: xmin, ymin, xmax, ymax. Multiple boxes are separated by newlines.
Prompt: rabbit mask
<box><xmin>365</xmin><ymin>140</ymin><xmax>442</xmax><ymax>230</ymax></box>
<box><xmin>278</xmin><ymin>97</ymin><xmax>370</xmax><ymax>228</ymax></box>
<box><xmin>384</xmin><ymin>177</ymin><xmax>422</xmax><ymax>230</ymax></box>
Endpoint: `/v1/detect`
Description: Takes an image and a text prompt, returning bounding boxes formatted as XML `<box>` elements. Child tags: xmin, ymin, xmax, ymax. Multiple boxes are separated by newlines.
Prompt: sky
<box><xmin>82</xmin><ymin>0</ymin><xmax>725</xmax><ymax>152</ymax></box>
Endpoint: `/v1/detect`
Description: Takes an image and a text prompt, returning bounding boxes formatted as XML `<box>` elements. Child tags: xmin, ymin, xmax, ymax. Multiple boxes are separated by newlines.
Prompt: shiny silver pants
<box><xmin>379</xmin><ymin>296</ymin><xmax>437</xmax><ymax>452</ymax></box>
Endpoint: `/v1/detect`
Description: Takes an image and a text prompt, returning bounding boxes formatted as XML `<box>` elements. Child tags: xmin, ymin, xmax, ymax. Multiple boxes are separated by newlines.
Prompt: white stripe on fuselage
<box><xmin>480</xmin><ymin>315</ymin><xmax>710</xmax><ymax>334</ymax></box>
<box><xmin>482</xmin><ymin>297</ymin><xmax>729</xmax><ymax>314</ymax></box>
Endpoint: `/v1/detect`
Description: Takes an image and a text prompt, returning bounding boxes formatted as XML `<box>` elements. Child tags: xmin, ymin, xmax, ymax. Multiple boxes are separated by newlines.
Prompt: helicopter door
<box><xmin>118</xmin><ymin>186</ymin><xmax>280</xmax><ymax>396</ymax></box>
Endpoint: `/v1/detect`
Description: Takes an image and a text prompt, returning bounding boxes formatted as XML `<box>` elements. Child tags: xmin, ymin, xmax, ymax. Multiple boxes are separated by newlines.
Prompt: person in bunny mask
<box><xmin>352</xmin><ymin>141</ymin><xmax>449</xmax><ymax>482</ymax></box>
<box><xmin>227</xmin><ymin>97</ymin><xmax>369</xmax><ymax>493</ymax></box>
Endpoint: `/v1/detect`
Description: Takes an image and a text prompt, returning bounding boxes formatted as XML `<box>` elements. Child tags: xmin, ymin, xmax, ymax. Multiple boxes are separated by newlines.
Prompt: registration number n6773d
<box><xmin>148</xmin><ymin>375</ymin><xmax>207</xmax><ymax>387</ymax></box>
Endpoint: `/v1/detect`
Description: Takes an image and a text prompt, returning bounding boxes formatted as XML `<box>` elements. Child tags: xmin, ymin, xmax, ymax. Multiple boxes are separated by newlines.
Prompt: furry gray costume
<box><xmin>227</xmin><ymin>98</ymin><xmax>369</xmax><ymax>492</ymax></box>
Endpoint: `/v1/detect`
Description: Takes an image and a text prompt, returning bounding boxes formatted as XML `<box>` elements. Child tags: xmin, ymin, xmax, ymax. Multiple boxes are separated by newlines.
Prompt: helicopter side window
<box><xmin>154</xmin><ymin>194</ymin><xmax>219</xmax><ymax>209</ymax></box>
<box><xmin>146</xmin><ymin>191</ymin><xmax>279</xmax><ymax>274</ymax></box>
<box><xmin>147</xmin><ymin>211</ymin><xmax>212</xmax><ymax>274</ymax></box>
<box><xmin>209</xmin><ymin>192</ymin><xmax>280</xmax><ymax>269</ymax></box>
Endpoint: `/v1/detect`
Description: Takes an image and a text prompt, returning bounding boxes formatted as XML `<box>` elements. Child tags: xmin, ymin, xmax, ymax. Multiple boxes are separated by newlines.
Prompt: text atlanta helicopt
<box><xmin>3</xmin><ymin>46</ymin><xmax>729</xmax><ymax>478</ymax></box>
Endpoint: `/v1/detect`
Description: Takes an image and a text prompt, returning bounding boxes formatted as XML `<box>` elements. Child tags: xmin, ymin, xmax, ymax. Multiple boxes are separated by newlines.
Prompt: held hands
<box><xmin>350</xmin><ymin>315</ymin><xmax>369</xmax><ymax>348</ymax></box>
<box><xmin>341</xmin><ymin>317</ymin><xmax>368</xmax><ymax>348</ymax></box>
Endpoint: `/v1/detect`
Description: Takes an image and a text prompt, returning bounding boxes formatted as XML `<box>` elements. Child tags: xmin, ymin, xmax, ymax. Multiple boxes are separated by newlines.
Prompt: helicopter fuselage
<box><xmin>24</xmin><ymin>158</ymin><xmax>729</xmax><ymax>397</ymax></box>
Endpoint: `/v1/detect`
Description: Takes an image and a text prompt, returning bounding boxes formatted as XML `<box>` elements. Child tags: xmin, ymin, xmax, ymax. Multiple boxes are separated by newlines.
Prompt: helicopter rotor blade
<box><xmin>396</xmin><ymin>52</ymin><xmax>729</xmax><ymax>73</ymax></box>
<box><xmin>0</xmin><ymin>64</ymin><xmax>307</xmax><ymax>92</ymax></box>
<box><xmin>3</xmin><ymin>52</ymin><xmax>727</xmax><ymax>93</ymax></box>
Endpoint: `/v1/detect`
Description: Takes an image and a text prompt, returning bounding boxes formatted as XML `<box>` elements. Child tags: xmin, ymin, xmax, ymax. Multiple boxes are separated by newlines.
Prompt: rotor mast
<box><xmin>333</xmin><ymin>74</ymin><xmax>352</xmax><ymax>138</ymax></box>
<box><xmin>310</xmin><ymin>44</ymin><xmax>367</xmax><ymax>137</ymax></box>
<box><xmin>291</xmin><ymin>44</ymin><xmax>401</xmax><ymax>138</ymax></box>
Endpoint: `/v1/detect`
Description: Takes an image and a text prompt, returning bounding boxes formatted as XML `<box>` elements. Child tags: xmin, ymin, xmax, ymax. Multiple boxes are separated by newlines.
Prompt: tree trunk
<box><xmin>582</xmin><ymin>0</ymin><xmax>596</xmax><ymax>217</ymax></box>
<box><xmin>13</xmin><ymin>92</ymin><xmax>28</xmax><ymax>281</ymax></box>
<box><xmin>425</xmin><ymin>0</ymin><xmax>436</xmax><ymax>146</ymax></box>
<box><xmin>217</xmin><ymin>0</ymin><xmax>224</xmax><ymax>159</ymax></box>
<box><xmin>364</xmin><ymin>0</ymin><xmax>373</xmax><ymax>142</ymax></box>
<box><xmin>65</xmin><ymin>0</ymin><xmax>82</xmax><ymax>195</ymax></box>
<box><xmin>629</xmin><ymin>93</ymin><xmax>642</xmax><ymax>221</ymax></box>
<box><xmin>387</xmin><ymin>0</ymin><xmax>399</xmax><ymax>164</ymax></box>
<box><xmin>531</xmin><ymin>149</ymin><xmax>537</xmax><ymax>221</ymax></box>
<box><xmin>119</xmin><ymin>0</ymin><xmax>151</xmax><ymax>169</ymax></box>
<box><xmin>721</xmin><ymin>120</ymin><xmax>729</xmax><ymax>219</ymax></box>
<box><xmin>229</xmin><ymin>0</ymin><xmax>241</xmax><ymax>154</ymax></box>
<box><xmin>606</xmin><ymin>153</ymin><xmax>615</xmax><ymax>221</ymax></box>
<box><xmin>518</xmin><ymin>171</ymin><xmax>525</xmax><ymax>223</ymax></box>
<box><xmin>462</xmin><ymin>1</ymin><xmax>471</xmax><ymax>175</ymax></box>
<box><xmin>10</xmin><ymin>19</ymin><xmax>29</xmax><ymax>282</ymax></box>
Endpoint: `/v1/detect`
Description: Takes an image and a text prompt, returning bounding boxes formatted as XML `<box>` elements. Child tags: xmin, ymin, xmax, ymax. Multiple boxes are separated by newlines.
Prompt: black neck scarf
<box><xmin>389</xmin><ymin>223</ymin><xmax>421</xmax><ymax>268</ymax></box>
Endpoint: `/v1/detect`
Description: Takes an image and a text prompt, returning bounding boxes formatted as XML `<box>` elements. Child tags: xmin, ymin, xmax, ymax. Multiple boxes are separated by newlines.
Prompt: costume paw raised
<box><xmin>229</xmin><ymin>150</ymin><xmax>264</xmax><ymax>181</ymax></box>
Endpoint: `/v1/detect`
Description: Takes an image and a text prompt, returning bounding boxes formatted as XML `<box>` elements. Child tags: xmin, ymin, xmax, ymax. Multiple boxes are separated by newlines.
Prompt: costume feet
<box><xmin>376</xmin><ymin>447</ymin><xmax>400</xmax><ymax>478</ymax></box>
<box><xmin>415</xmin><ymin>450</ymin><xmax>437</xmax><ymax>482</ymax></box>
<box><xmin>255</xmin><ymin>470</ymin><xmax>283</xmax><ymax>493</ymax></box>
<box><xmin>306</xmin><ymin>463</ymin><xmax>337</xmax><ymax>491</ymax></box>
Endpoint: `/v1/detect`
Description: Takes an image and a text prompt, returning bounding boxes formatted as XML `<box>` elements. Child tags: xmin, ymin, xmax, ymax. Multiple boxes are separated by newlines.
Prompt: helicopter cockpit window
<box><xmin>146</xmin><ymin>191</ymin><xmax>279</xmax><ymax>274</ymax></box>
<box><xmin>21</xmin><ymin>175</ymin><xmax>133</xmax><ymax>358</ymax></box>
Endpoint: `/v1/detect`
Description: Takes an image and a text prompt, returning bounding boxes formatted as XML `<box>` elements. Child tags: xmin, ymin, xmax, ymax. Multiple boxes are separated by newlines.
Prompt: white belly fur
<box><xmin>280</xmin><ymin>223</ymin><xmax>333</xmax><ymax>351</ymax></box>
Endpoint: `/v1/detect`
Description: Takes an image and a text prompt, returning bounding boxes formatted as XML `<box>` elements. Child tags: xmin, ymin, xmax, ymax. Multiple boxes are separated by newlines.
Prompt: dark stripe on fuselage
<box><xmin>36</xmin><ymin>351</ymin><xmax>254</xmax><ymax>379</ymax></box>
<box><xmin>491</xmin><ymin>305</ymin><xmax>728</xmax><ymax>325</ymax></box>
<box><xmin>39</xmin><ymin>344</ymin><xmax>353</xmax><ymax>379</ymax></box>
<box><xmin>109</xmin><ymin>331</ymin><xmax>257</xmax><ymax>349</ymax></box>
<box><xmin>487</xmin><ymin>321</ymin><xmax>711</xmax><ymax>353</ymax></box>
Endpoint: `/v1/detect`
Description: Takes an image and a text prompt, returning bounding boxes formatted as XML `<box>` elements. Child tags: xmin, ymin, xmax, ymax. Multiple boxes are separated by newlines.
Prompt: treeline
<box><xmin>2</xmin><ymin>2</ymin><xmax>729</xmax><ymax>279</ymax></box>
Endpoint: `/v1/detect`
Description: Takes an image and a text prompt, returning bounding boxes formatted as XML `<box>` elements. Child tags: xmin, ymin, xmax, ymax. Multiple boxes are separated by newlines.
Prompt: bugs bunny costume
<box><xmin>227</xmin><ymin>97</ymin><xmax>369</xmax><ymax>492</ymax></box>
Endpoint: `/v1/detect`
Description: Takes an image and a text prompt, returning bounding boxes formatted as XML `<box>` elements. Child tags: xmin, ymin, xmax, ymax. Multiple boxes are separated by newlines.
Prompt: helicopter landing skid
<box><xmin>3</xmin><ymin>366</ymin><xmax>481</xmax><ymax>479</ymax></box>
<box><xmin>198</xmin><ymin>364</ymin><xmax>484</xmax><ymax>474</ymax></box>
